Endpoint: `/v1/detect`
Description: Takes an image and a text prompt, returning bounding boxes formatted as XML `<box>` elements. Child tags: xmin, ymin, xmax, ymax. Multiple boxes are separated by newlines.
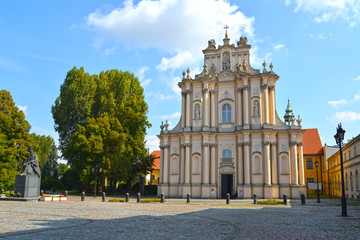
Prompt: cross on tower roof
<box><xmin>224</xmin><ymin>25</ymin><xmax>229</xmax><ymax>38</ymax></box>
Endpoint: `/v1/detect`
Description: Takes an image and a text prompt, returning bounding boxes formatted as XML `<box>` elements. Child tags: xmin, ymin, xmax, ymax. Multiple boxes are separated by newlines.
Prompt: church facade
<box><xmin>157</xmin><ymin>32</ymin><xmax>305</xmax><ymax>199</ymax></box>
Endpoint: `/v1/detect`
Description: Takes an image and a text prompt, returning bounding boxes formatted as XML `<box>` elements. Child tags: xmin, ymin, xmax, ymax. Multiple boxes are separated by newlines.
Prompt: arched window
<box><xmin>222</xmin><ymin>150</ymin><xmax>232</xmax><ymax>163</ymax></box>
<box><xmin>222</xmin><ymin>104</ymin><xmax>231</xmax><ymax>123</ymax></box>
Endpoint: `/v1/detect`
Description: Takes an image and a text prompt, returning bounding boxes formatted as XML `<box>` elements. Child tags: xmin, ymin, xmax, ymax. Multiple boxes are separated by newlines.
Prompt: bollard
<box><xmin>40</xmin><ymin>190</ymin><xmax>44</xmax><ymax>196</ymax></box>
<box><xmin>81</xmin><ymin>191</ymin><xmax>85</xmax><ymax>201</ymax></box>
<box><xmin>137</xmin><ymin>193</ymin><xmax>141</xmax><ymax>203</ymax></box>
<box><xmin>161</xmin><ymin>193</ymin><xmax>165</xmax><ymax>203</ymax></box>
<box><xmin>65</xmin><ymin>191</ymin><xmax>68</xmax><ymax>197</ymax></box>
<box><xmin>102</xmin><ymin>192</ymin><xmax>106</xmax><ymax>202</ymax></box>
<box><xmin>1</xmin><ymin>189</ymin><xmax>4</xmax><ymax>194</ymax></box>
<box><xmin>226</xmin><ymin>193</ymin><xmax>230</xmax><ymax>204</ymax></box>
<box><xmin>253</xmin><ymin>193</ymin><xmax>257</xmax><ymax>204</ymax></box>
<box><xmin>126</xmin><ymin>193</ymin><xmax>129</xmax><ymax>202</ymax></box>
<box><xmin>283</xmin><ymin>194</ymin><xmax>287</xmax><ymax>205</ymax></box>
<box><xmin>301</xmin><ymin>194</ymin><xmax>305</xmax><ymax>205</ymax></box>
<box><xmin>186</xmin><ymin>193</ymin><xmax>190</xmax><ymax>204</ymax></box>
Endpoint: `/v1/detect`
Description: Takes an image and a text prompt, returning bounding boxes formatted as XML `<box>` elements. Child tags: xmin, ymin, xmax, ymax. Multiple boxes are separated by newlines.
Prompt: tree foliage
<box><xmin>42</xmin><ymin>142</ymin><xmax>59</xmax><ymax>179</ymax></box>
<box><xmin>31</xmin><ymin>133</ymin><xmax>54</xmax><ymax>169</ymax></box>
<box><xmin>52</xmin><ymin>67</ymin><xmax>152</xmax><ymax>190</ymax></box>
<box><xmin>0</xmin><ymin>90</ymin><xmax>38</xmax><ymax>190</ymax></box>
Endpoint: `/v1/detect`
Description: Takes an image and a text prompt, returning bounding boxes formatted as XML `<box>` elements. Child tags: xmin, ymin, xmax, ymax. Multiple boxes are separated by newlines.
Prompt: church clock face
<box><xmin>158</xmin><ymin>29</ymin><xmax>305</xmax><ymax>199</ymax></box>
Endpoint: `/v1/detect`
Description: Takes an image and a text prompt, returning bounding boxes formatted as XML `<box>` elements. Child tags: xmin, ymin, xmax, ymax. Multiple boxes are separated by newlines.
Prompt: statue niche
<box><xmin>222</xmin><ymin>52</ymin><xmax>230</xmax><ymax>71</ymax></box>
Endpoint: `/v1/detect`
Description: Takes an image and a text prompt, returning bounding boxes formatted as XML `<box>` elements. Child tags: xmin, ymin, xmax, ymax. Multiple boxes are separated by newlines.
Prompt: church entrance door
<box><xmin>221</xmin><ymin>174</ymin><xmax>233</xmax><ymax>199</ymax></box>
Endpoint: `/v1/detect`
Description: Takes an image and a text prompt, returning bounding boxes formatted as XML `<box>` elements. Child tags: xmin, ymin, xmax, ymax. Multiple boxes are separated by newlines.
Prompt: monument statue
<box><xmin>194</xmin><ymin>105</ymin><xmax>200</xmax><ymax>119</ymax></box>
<box><xmin>14</xmin><ymin>146</ymin><xmax>41</xmax><ymax>199</ymax></box>
<box><xmin>21</xmin><ymin>146</ymin><xmax>41</xmax><ymax>177</ymax></box>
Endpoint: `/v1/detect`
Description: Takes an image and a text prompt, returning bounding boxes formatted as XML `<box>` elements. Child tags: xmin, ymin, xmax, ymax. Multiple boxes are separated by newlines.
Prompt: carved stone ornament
<box><xmin>194</xmin><ymin>91</ymin><xmax>201</xmax><ymax>100</ymax></box>
<box><xmin>222</xmin><ymin>144</ymin><xmax>232</xmax><ymax>151</ymax></box>
<box><xmin>172</xmin><ymin>146</ymin><xmax>178</xmax><ymax>154</ymax></box>
<box><xmin>252</xmin><ymin>88</ymin><xmax>260</xmax><ymax>96</ymax></box>
<box><xmin>252</xmin><ymin>101</ymin><xmax>260</xmax><ymax>117</ymax></box>
<box><xmin>254</xmin><ymin>144</ymin><xmax>260</xmax><ymax>151</ymax></box>
<box><xmin>193</xmin><ymin>145</ymin><xmax>200</xmax><ymax>153</ymax></box>
<box><xmin>220</xmin><ymin>91</ymin><xmax>233</xmax><ymax>101</ymax></box>
<box><xmin>281</xmin><ymin>144</ymin><xmax>287</xmax><ymax>151</ymax></box>
<box><xmin>194</xmin><ymin>105</ymin><xmax>200</xmax><ymax>120</ymax></box>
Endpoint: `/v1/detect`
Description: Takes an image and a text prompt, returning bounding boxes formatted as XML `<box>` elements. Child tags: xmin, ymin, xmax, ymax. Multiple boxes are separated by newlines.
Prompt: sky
<box><xmin>1</xmin><ymin>0</ymin><xmax>360</xmax><ymax>156</ymax></box>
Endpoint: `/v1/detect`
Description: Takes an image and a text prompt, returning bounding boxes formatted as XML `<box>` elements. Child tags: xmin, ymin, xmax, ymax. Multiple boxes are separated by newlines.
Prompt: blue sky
<box><xmin>1</xmin><ymin>0</ymin><xmax>360</xmax><ymax>155</ymax></box>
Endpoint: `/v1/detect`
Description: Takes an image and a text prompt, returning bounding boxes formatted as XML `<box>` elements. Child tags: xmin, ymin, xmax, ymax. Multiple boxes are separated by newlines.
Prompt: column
<box><xmin>184</xmin><ymin>143</ymin><xmax>191</xmax><ymax>184</ymax></box>
<box><xmin>269</xmin><ymin>85</ymin><xmax>276</xmax><ymax>125</ymax></box>
<box><xmin>180</xmin><ymin>144</ymin><xmax>185</xmax><ymax>184</ymax></box>
<box><xmin>204</xmin><ymin>87</ymin><xmax>210</xmax><ymax>129</ymax></box>
<box><xmin>291</xmin><ymin>141</ymin><xmax>298</xmax><ymax>185</ymax></box>
<box><xmin>264</xmin><ymin>141</ymin><xmax>271</xmax><ymax>185</ymax></box>
<box><xmin>244</xmin><ymin>141</ymin><xmax>250</xmax><ymax>184</ymax></box>
<box><xmin>210</xmin><ymin>90</ymin><xmax>216</xmax><ymax>130</ymax></box>
<box><xmin>237</xmin><ymin>86</ymin><xmax>243</xmax><ymax>128</ymax></box>
<box><xmin>243</xmin><ymin>85</ymin><xmax>249</xmax><ymax>128</ymax></box>
<box><xmin>203</xmin><ymin>143</ymin><xmax>210</xmax><ymax>184</ymax></box>
<box><xmin>160</xmin><ymin>146</ymin><xmax>164</xmax><ymax>184</ymax></box>
<box><xmin>271</xmin><ymin>142</ymin><xmax>278</xmax><ymax>185</ymax></box>
<box><xmin>163</xmin><ymin>145</ymin><xmax>169</xmax><ymax>184</ymax></box>
<box><xmin>181</xmin><ymin>91</ymin><xmax>186</xmax><ymax>128</ymax></box>
<box><xmin>237</xmin><ymin>143</ymin><xmax>244</xmax><ymax>185</ymax></box>
<box><xmin>298</xmin><ymin>143</ymin><xmax>305</xmax><ymax>185</ymax></box>
<box><xmin>185</xmin><ymin>90</ymin><xmax>191</xmax><ymax>130</ymax></box>
<box><xmin>262</xmin><ymin>83</ymin><xmax>269</xmax><ymax>127</ymax></box>
<box><xmin>210</xmin><ymin>144</ymin><xmax>216</xmax><ymax>184</ymax></box>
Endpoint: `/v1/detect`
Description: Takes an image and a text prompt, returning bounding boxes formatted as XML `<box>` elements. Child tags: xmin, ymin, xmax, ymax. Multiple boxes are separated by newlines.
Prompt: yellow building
<box><xmin>328</xmin><ymin>133</ymin><xmax>360</xmax><ymax>199</ymax></box>
<box><xmin>302</xmin><ymin>129</ymin><xmax>324</xmax><ymax>195</ymax></box>
<box><xmin>146</xmin><ymin>150</ymin><xmax>160</xmax><ymax>185</ymax></box>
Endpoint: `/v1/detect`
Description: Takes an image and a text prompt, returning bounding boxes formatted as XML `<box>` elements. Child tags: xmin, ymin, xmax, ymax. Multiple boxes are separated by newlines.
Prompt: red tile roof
<box><xmin>150</xmin><ymin>150</ymin><xmax>160</xmax><ymax>170</ymax></box>
<box><xmin>303</xmin><ymin>128</ymin><xmax>324</xmax><ymax>155</ymax></box>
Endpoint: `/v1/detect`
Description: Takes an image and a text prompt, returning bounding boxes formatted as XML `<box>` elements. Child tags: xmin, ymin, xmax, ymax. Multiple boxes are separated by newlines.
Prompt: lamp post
<box><xmin>315</xmin><ymin>160</ymin><xmax>320</xmax><ymax>203</ymax></box>
<box><xmin>91</xmin><ymin>166</ymin><xmax>103</xmax><ymax>198</ymax></box>
<box><xmin>334</xmin><ymin>123</ymin><xmax>347</xmax><ymax>217</ymax></box>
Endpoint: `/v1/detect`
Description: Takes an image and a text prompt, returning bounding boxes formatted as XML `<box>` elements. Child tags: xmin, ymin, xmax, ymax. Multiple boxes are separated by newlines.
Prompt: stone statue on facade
<box><xmin>194</xmin><ymin>105</ymin><xmax>200</xmax><ymax>119</ymax></box>
<box><xmin>253</xmin><ymin>102</ymin><xmax>260</xmax><ymax>117</ymax></box>
<box><xmin>222</xmin><ymin>53</ymin><xmax>230</xmax><ymax>70</ymax></box>
<box><xmin>21</xmin><ymin>146</ymin><xmax>41</xmax><ymax>177</ymax></box>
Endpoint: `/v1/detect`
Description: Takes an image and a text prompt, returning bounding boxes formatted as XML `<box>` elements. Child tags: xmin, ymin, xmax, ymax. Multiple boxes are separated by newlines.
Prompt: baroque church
<box><xmin>158</xmin><ymin>30</ymin><xmax>305</xmax><ymax>199</ymax></box>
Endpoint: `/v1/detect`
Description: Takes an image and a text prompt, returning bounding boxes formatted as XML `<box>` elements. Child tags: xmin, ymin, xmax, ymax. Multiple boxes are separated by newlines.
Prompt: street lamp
<box><xmin>334</xmin><ymin>123</ymin><xmax>347</xmax><ymax>217</ymax></box>
<box><xmin>91</xmin><ymin>166</ymin><xmax>103</xmax><ymax>198</ymax></box>
<box><xmin>315</xmin><ymin>160</ymin><xmax>320</xmax><ymax>203</ymax></box>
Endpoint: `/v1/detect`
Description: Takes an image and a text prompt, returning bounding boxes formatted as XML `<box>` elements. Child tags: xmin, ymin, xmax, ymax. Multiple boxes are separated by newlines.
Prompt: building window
<box><xmin>354</xmin><ymin>146</ymin><xmax>357</xmax><ymax>156</ymax></box>
<box><xmin>356</xmin><ymin>170</ymin><xmax>359</xmax><ymax>192</ymax></box>
<box><xmin>349</xmin><ymin>150</ymin><xmax>352</xmax><ymax>159</ymax></box>
<box><xmin>346</xmin><ymin>173</ymin><xmax>348</xmax><ymax>190</ymax></box>
<box><xmin>151</xmin><ymin>175</ymin><xmax>155</xmax><ymax>180</ymax></box>
<box><xmin>307</xmin><ymin>178</ymin><xmax>314</xmax><ymax>183</ymax></box>
<box><xmin>306</xmin><ymin>158</ymin><xmax>313</xmax><ymax>170</ymax></box>
<box><xmin>338</xmin><ymin>174</ymin><xmax>341</xmax><ymax>191</ymax></box>
<box><xmin>350</xmin><ymin>172</ymin><xmax>353</xmax><ymax>191</ymax></box>
<box><xmin>222</xmin><ymin>150</ymin><xmax>232</xmax><ymax>163</ymax></box>
<box><xmin>222</xmin><ymin>104</ymin><xmax>231</xmax><ymax>123</ymax></box>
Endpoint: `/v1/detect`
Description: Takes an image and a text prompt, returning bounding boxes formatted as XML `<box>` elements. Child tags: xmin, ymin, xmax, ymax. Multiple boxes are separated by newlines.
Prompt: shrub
<box><xmin>108</xmin><ymin>198</ymin><xmax>126</xmax><ymax>202</ymax></box>
<box><xmin>257</xmin><ymin>200</ymin><xmax>284</xmax><ymax>205</ymax></box>
<box><xmin>41</xmin><ymin>178</ymin><xmax>65</xmax><ymax>192</ymax></box>
<box><xmin>140</xmin><ymin>199</ymin><xmax>164</xmax><ymax>203</ymax></box>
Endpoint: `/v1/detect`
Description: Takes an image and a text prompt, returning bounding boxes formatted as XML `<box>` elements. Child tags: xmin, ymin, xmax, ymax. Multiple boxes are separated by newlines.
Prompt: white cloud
<box><xmin>354</xmin><ymin>75</ymin><xmax>360</xmax><ymax>81</ymax></box>
<box><xmin>104</xmin><ymin>47</ymin><xmax>115</xmax><ymax>55</ymax></box>
<box><xmin>157</xmin><ymin>51</ymin><xmax>194</xmax><ymax>71</ymax></box>
<box><xmin>158</xmin><ymin>93</ymin><xmax>177</xmax><ymax>101</ymax></box>
<box><xmin>17</xmin><ymin>105</ymin><xmax>28</xmax><ymax>116</ymax></box>
<box><xmin>287</xmin><ymin>0</ymin><xmax>360</xmax><ymax>26</ymax></box>
<box><xmin>309</xmin><ymin>32</ymin><xmax>333</xmax><ymax>39</ymax></box>
<box><xmin>273</xmin><ymin>43</ymin><xmax>285</xmax><ymax>52</ymax></box>
<box><xmin>145</xmin><ymin>135</ymin><xmax>160</xmax><ymax>152</ymax></box>
<box><xmin>156</xmin><ymin>111</ymin><xmax>181</xmax><ymax>120</ymax></box>
<box><xmin>136</xmin><ymin>66</ymin><xmax>152</xmax><ymax>87</ymax></box>
<box><xmin>86</xmin><ymin>0</ymin><xmax>255</xmax><ymax>69</ymax></box>
<box><xmin>328</xmin><ymin>99</ymin><xmax>347</xmax><ymax>108</ymax></box>
<box><xmin>334</xmin><ymin>111</ymin><xmax>360</xmax><ymax>122</ymax></box>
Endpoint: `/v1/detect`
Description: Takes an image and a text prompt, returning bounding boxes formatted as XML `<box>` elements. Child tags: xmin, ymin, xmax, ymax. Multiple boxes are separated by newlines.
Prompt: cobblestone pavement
<box><xmin>0</xmin><ymin>196</ymin><xmax>359</xmax><ymax>239</ymax></box>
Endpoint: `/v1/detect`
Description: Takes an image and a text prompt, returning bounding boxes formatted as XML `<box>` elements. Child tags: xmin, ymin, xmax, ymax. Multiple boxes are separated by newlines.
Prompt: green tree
<box><xmin>31</xmin><ymin>133</ymin><xmax>54</xmax><ymax>169</ymax></box>
<box><xmin>52</xmin><ymin>67</ymin><xmax>152</xmax><ymax>191</ymax></box>
<box><xmin>58</xmin><ymin>163</ymin><xmax>69</xmax><ymax>178</ymax></box>
<box><xmin>0</xmin><ymin>90</ymin><xmax>38</xmax><ymax>190</ymax></box>
<box><xmin>42</xmin><ymin>142</ymin><xmax>59</xmax><ymax>179</ymax></box>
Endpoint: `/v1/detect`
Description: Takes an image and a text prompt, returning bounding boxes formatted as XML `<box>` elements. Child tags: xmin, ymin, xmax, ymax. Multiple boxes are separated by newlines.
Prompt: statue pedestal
<box><xmin>15</xmin><ymin>175</ymin><xmax>41</xmax><ymax>198</ymax></box>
